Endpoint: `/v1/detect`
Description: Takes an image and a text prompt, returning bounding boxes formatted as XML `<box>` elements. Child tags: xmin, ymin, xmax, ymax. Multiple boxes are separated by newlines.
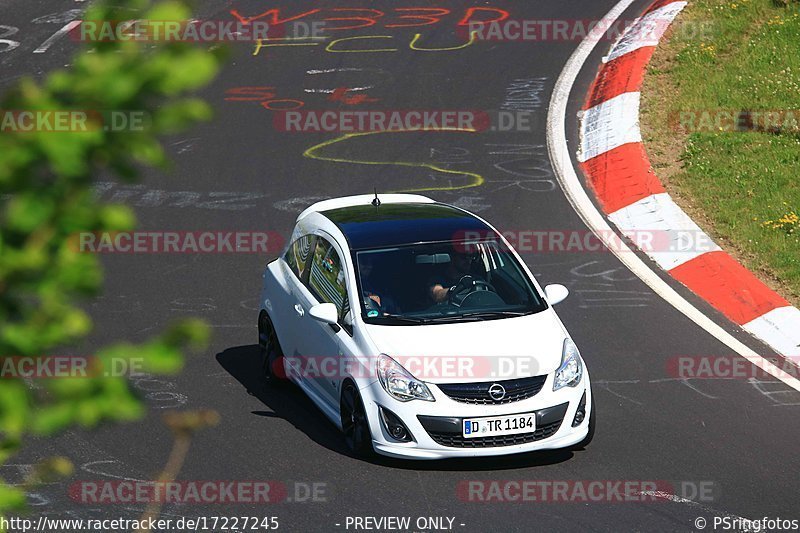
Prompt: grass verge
<box><xmin>640</xmin><ymin>0</ymin><xmax>800</xmax><ymax>305</ymax></box>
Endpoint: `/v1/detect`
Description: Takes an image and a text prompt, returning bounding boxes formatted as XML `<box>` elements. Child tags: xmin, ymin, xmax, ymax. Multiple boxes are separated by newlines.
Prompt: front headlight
<box><xmin>553</xmin><ymin>338</ymin><xmax>583</xmax><ymax>391</ymax></box>
<box><xmin>377</xmin><ymin>355</ymin><xmax>434</xmax><ymax>402</ymax></box>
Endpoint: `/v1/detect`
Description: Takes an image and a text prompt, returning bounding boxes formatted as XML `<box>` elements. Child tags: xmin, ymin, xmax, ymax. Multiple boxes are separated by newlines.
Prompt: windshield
<box><xmin>355</xmin><ymin>240</ymin><xmax>547</xmax><ymax>325</ymax></box>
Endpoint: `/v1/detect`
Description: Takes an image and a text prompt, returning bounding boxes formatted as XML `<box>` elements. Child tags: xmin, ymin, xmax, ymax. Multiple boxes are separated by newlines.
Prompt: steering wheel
<box><xmin>448</xmin><ymin>275</ymin><xmax>497</xmax><ymax>307</ymax></box>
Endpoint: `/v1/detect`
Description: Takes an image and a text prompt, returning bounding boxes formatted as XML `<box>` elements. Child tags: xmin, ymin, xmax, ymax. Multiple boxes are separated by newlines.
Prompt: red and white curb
<box><xmin>577</xmin><ymin>0</ymin><xmax>800</xmax><ymax>364</ymax></box>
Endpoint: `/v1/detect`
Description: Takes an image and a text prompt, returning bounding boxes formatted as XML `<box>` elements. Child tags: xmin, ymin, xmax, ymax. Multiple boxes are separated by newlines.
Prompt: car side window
<box><xmin>283</xmin><ymin>235</ymin><xmax>314</xmax><ymax>281</ymax></box>
<box><xmin>309</xmin><ymin>237</ymin><xmax>350</xmax><ymax>327</ymax></box>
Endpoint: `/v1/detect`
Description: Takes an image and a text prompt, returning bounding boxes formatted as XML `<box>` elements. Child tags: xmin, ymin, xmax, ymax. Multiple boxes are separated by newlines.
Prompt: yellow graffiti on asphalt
<box><xmin>253</xmin><ymin>31</ymin><xmax>478</xmax><ymax>56</ymax></box>
<box><xmin>409</xmin><ymin>31</ymin><xmax>477</xmax><ymax>51</ymax></box>
<box><xmin>325</xmin><ymin>35</ymin><xmax>399</xmax><ymax>53</ymax></box>
<box><xmin>302</xmin><ymin>128</ymin><xmax>484</xmax><ymax>193</ymax></box>
<box><xmin>252</xmin><ymin>37</ymin><xmax>328</xmax><ymax>56</ymax></box>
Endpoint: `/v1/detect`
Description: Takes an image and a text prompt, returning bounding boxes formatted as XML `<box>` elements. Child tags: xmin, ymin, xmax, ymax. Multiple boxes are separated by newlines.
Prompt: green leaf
<box><xmin>0</xmin><ymin>484</ymin><xmax>27</xmax><ymax>513</ymax></box>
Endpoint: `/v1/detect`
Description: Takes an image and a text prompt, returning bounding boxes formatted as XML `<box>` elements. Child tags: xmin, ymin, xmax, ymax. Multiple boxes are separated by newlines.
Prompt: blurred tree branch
<box><xmin>0</xmin><ymin>0</ymin><xmax>225</xmax><ymax>526</ymax></box>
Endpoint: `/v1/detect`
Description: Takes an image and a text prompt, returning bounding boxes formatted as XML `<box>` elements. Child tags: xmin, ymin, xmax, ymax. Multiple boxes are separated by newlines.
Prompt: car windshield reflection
<box><xmin>355</xmin><ymin>240</ymin><xmax>547</xmax><ymax>324</ymax></box>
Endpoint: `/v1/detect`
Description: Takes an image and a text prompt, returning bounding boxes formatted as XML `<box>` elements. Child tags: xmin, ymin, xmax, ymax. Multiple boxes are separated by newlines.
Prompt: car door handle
<box><xmin>294</xmin><ymin>304</ymin><xmax>304</xmax><ymax>317</ymax></box>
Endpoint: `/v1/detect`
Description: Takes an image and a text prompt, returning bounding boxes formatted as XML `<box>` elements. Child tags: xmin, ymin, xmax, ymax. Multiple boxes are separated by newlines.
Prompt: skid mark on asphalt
<box><xmin>274</xmin><ymin>195</ymin><xmax>328</xmax><ymax>212</ymax></box>
<box><xmin>748</xmin><ymin>378</ymin><xmax>800</xmax><ymax>406</ymax></box>
<box><xmin>92</xmin><ymin>182</ymin><xmax>267</xmax><ymax>211</ymax></box>
<box><xmin>429</xmin><ymin>144</ymin><xmax>557</xmax><ymax>193</ymax></box>
<box><xmin>594</xmin><ymin>378</ymin><xmax>800</xmax><ymax>406</ymax></box>
<box><xmin>500</xmin><ymin>77</ymin><xmax>548</xmax><ymax>112</ymax></box>
<box><xmin>593</xmin><ymin>379</ymin><xmax>643</xmax><ymax>405</ymax></box>
<box><xmin>649</xmin><ymin>378</ymin><xmax>719</xmax><ymax>400</ymax></box>
<box><xmin>3</xmin><ymin>433</ymin><xmax>152</xmax><ymax>514</ymax></box>
<box><xmin>302</xmin><ymin>128</ymin><xmax>484</xmax><ymax>193</ymax></box>
<box><xmin>570</xmin><ymin>288</ymin><xmax>652</xmax><ymax>309</ymax></box>
<box><xmin>169</xmin><ymin>137</ymin><xmax>200</xmax><ymax>154</ymax></box>
<box><xmin>566</xmin><ymin>260</ymin><xmax>652</xmax><ymax>309</ymax></box>
<box><xmin>442</xmin><ymin>191</ymin><xmax>492</xmax><ymax>213</ymax></box>
<box><xmin>640</xmin><ymin>490</ymin><xmax>757</xmax><ymax>531</ymax></box>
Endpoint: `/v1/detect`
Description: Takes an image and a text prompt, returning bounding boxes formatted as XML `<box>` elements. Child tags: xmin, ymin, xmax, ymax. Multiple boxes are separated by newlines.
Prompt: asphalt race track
<box><xmin>2</xmin><ymin>0</ymin><xmax>799</xmax><ymax>531</ymax></box>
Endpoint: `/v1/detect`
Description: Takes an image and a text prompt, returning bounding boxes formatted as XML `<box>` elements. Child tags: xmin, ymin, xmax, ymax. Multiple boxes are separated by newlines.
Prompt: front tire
<box><xmin>340</xmin><ymin>382</ymin><xmax>374</xmax><ymax>458</ymax></box>
<box><xmin>258</xmin><ymin>312</ymin><xmax>285</xmax><ymax>385</ymax></box>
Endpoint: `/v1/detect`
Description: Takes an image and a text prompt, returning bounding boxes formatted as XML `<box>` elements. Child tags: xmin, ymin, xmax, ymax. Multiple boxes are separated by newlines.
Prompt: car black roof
<box><xmin>321</xmin><ymin>202</ymin><xmax>497</xmax><ymax>251</ymax></box>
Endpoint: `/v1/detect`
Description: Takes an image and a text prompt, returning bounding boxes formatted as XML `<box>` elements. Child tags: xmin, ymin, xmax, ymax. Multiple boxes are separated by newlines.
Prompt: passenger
<box><xmin>359</xmin><ymin>254</ymin><xmax>398</xmax><ymax>314</ymax></box>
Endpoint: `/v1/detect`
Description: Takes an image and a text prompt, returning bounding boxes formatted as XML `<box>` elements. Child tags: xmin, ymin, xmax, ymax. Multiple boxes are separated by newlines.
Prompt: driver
<box><xmin>428</xmin><ymin>246</ymin><xmax>483</xmax><ymax>303</ymax></box>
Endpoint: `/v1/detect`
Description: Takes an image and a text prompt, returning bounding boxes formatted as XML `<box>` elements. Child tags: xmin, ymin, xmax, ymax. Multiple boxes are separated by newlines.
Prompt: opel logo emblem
<box><xmin>488</xmin><ymin>383</ymin><xmax>506</xmax><ymax>401</ymax></box>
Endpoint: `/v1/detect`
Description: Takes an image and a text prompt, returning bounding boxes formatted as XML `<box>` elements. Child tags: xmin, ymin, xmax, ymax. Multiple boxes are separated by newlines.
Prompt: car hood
<box><xmin>362</xmin><ymin>310</ymin><xmax>567</xmax><ymax>384</ymax></box>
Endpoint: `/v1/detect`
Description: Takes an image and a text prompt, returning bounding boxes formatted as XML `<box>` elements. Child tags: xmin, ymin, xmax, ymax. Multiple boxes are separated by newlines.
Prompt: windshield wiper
<box><xmin>425</xmin><ymin>311</ymin><xmax>530</xmax><ymax>322</ymax></box>
<box><xmin>368</xmin><ymin>311</ymin><xmax>530</xmax><ymax>325</ymax></box>
<box><xmin>460</xmin><ymin>311</ymin><xmax>530</xmax><ymax>318</ymax></box>
<box><xmin>368</xmin><ymin>314</ymin><xmax>430</xmax><ymax>324</ymax></box>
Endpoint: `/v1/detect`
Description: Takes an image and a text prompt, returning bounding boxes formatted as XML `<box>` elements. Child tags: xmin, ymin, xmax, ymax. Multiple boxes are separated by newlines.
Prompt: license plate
<box><xmin>462</xmin><ymin>413</ymin><xmax>536</xmax><ymax>438</ymax></box>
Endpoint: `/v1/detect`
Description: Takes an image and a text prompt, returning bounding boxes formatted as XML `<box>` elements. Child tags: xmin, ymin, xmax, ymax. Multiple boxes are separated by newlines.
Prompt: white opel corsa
<box><xmin>258</xmin><ymin>194</ymin><xmax>594</xmax><ymax>460</ymax></box>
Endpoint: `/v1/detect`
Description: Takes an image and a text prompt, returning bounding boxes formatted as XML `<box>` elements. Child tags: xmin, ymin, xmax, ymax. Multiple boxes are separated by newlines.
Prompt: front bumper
<box><xmin>362</xmin><ymin>367</ymin><xmax>592</xmax><ymax>460</ymax></box>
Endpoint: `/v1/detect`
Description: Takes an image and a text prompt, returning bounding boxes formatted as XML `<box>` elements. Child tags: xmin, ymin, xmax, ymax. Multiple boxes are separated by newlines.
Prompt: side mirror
<box><xmin>544</xmin><ymin>284</ymin><xmax>569</xmax><ymax>305</ymax></box>
<box><xmin>309</xmin><ymin>302</ymin><xmax>338</xmax><ymax>324</ymax></box>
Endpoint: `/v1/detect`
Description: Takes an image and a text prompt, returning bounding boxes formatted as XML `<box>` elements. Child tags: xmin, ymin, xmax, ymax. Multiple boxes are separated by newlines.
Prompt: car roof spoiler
<box><xmin>296</xmin><ymin>194</ymin><xmax>435</xmax><ymax>222</ymax></box>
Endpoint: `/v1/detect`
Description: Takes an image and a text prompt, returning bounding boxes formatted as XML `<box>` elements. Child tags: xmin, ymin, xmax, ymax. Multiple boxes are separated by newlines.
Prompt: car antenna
<box><xmin>371</xmin><ymin>188</ymin><xmax>381</xmax><ymax>208</ymax></box>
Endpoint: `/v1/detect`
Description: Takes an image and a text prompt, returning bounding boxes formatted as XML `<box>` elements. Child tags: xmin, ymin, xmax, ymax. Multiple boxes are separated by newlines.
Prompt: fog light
<box><xmin>390</xmin><ymin>426</ymin><xmax>406</xmax><ymax>440</ymax></box>
<box><xmin>572</xmin><ymin>391</ymin><xmax>587</xmax><ymax>427</ymax></box>
<box><xmin>378</xmin><ymin>406</ymin><xmax>414</xmax><ymax>443</ymax></box>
